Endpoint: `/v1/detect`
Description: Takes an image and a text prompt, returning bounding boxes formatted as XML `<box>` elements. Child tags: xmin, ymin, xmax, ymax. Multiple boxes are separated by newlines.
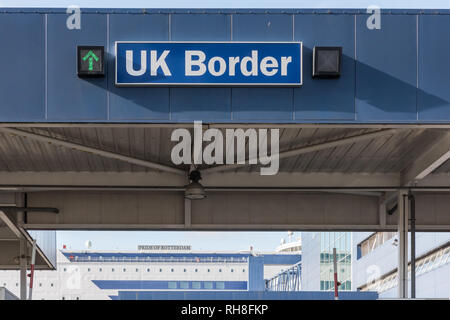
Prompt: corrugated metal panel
<box><xmin>0</xmin><ymin>10</ymin><xmax>449</xmax><ymax>124</ymax></box>
<box><xmin>0</xmin><ymin>127</ymin><xmax>445</xmax><ymax>174</ymax></box>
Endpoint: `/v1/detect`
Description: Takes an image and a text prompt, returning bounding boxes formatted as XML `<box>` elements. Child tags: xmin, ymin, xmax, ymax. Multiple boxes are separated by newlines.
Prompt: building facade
<box><xmin>300</xmin><ymin>232</ymin><xmax>352</xmax><ymax>292</ymax></box>
<box><xmin>352</xmin><ymin>232</ymin><xmax>450</xmax><ymax>298</ymax></box>
<box><xmin>0</xmin><ymin>249</ymin><xmax>300</xmax><ymax>300</ymax></box>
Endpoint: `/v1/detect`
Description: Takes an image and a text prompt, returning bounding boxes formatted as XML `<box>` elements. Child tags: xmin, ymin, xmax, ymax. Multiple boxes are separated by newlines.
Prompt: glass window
<box><xmin>216</xmin><ymin>282</ymin><xmax>225</xmax><ymax>290</ymax></box>
<box><xmin>99</xmin><ymin>268</ymin><xmax>102</xmax><ymax>272</ymax></box>
<box><xmin>168</xmin><ymin>282</ymin><xmax>177</xmax><ymax>289</ymax></box>
<box><xmin>171</xmin><ymin>268</ymin><xmax>174</xmax><ymax>272</ymax></box>
<box><xmin>112</xmin><ymin>268</ymin><xmax>115</xmax><ymax>272</ymax></box>
<box><xmin>195</xmin><ymin>269</ymin><xmax>198</xmax><ymax>272</ymax></box>
<box><xmin>192</xmin><ymin>282</ymin><xmax>201</xmax><ymax>289</ymax></box>
<box><xmin>123</xmin><ymin>268</ymin><xmax>126</xmax><ymax>272</ymax></box>
<box><xmin>204</xmin><ymin>282</ymin><xmax>213</xmax><ymax>289</ymax></box>
<box><xmin>87</xmin><ymin>268</ymin><xmax>90</xmax><ymax>272</ymax></box>
<box><xmin>180</xmin><ymin>282</ymin><xmax>189</xmax><ymax>289</ymax></box>
<box><xmin>146</xmin><ymin>268</ymin><xmax>150</xmax><ymax>272</ymax></box>
<box><xmin>359</xmin><ymin>232</ymin><xmax>397</xmax><ymax>258</ymax></box>
<box><xmin>159</xmin><ymin>268</ymin><xmax>162</xmax><ymax>272</ymax></box>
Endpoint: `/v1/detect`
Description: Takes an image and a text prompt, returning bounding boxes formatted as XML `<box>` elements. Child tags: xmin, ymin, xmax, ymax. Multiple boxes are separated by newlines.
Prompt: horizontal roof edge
<box><xmin>0</xmin><ymin>8</ymin><xmax>450</xmax><ymax>15</ymax></box>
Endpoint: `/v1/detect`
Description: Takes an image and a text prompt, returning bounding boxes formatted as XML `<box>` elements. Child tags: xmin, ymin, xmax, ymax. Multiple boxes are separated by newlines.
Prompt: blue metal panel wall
<box><xmin>47</xmin><ymin>13</ymin><xmax>108</xmax><ymax>120</ymax></box>
<box><xmin>294</xmin><ymin>14</ymin><xmax>355</xmax><ymax>120</ymax></box>
<box><xmin>0</xmin><ymin>14</ymin><xmax>45</xmax><ymax>121</ymax></box>
<box><xmin>248</xmin><ymin>256</ymin><xmax>265</xmax><ymax>291</ymax></box>
<box><xmin>93</xmin><ymin>280</ymin><xmax>247</xmax><ymax>290</ymax></box>
<box><xmin>108</xmin><ymin>14</ymin><xmax>170</xmax><ymax>120</ymax></box>
<box><xmin>0</xmin><ymin>9</ymin><xmax>449</xmax><ymax>124</ymax></box>
<box><xmin>356</xmin><ymin>14</ymin><xmax>417</xmax><ymax>122</ymax></box>
<box><xmin>232</xmin><ymin>14</ymin><xmax>293</xmax><ymax>121</ymax></box>
<box><xmin>171</xmin><ymin>14</ymin><xmax>231</xmax><ymax>121</ymax></box>
<box><xmin>115</xmin><ymin>290</ymin><xmax>378</xmax><ymax>300</ymax></box>
<box><xmin>418</xmin><ymin>15</ymin><xmax>450</xmax><ymax>121</ymax></box>
<box><xmin>258</xmin><ymin>254</ymin><xmax>301</xmax><ymax>265</ymax></box>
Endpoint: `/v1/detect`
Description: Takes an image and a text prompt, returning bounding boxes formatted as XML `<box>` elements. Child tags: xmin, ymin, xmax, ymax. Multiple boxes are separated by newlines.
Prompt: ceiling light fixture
<box><xmin>185</xmin><ymin>170</ymin><xmax>206</xmax><ymax>200</ymax></box>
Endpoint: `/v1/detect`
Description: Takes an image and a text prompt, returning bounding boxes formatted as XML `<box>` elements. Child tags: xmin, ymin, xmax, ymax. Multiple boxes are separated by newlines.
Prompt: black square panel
<box><xmin>77</xmin><ymin>46</ymin><xmax>104</xmax><ymax>77</ymax></box>
<box><xmin>313</xmin><ymin>46</ymin><xmax>342</xmax><ymax>78</ymax></box>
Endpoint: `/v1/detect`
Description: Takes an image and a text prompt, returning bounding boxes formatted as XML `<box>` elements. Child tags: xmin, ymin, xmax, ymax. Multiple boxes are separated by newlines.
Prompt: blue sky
<box><xmin>1</xmin><ymin>0</ymin><xmax>449</xmax><ymax>9</ymax></box>
<box><xmin>57</xmin><ymin>230</ymin><xmax>300</xmax><ymax>251</ymax></box>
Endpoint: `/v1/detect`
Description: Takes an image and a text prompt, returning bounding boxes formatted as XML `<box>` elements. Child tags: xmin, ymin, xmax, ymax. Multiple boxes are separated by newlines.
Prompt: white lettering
<box><xmin>203</xmin><ymin>128</ymin><xmax>224</xmax><ymax>165</ymax></box>
<box><xmin>150</xmin><ymin>50</ymin><xmax>171</xmax><ymax>76</ymax></box>
<box><xmin>66</xmin><ymin>5</ymin><xmax>81</xmax><ymax>30</ymax></box>
<box><xmin>193</xmin><ymin>121</ymin><xmax>203</xmax><ymax>165</ymax></box>
<box><xmin>170</xmin><ymin>121</ymin><xmax>279</xmax><ymax>175</ymax></box>
<box><xmin>185</xmin><ymin>50</ymin><xmax>207</xmax><ymax>76</ymax></box>
<box><xmin>367</xmin><ymin>5</ymin><xmax>381</xmax><ymax>30</ymax></box>
<box><xmin>208</xmin><ymin>56</ymin><xmax>227</xmax><ymax>76</ymax></box>
<box><xmin>229</xmin><ymin>56</ymin><xmax>240</xmax><ymax>76</ymax></box>
<box><xmin>126</xmin><ymin>50</ymin><xmax>146</xmax><ymax>76</ymax></box>
<box><xmin>281</xmin><ymin>56</ymin><xmax>292</xmax><ymax>76</ymax></box>
<box><xmin>260</xmin><ymin>56</ymin><xmax>278</xmax><ymax>76</ymax></box>
<box><xmin>226</xmin><ymin>129</ymin><xmax>258</xmax><ymax>164</ymax></box>
<box><xmin>170</xmin><ymin>129</ymin><xmax>191</xmax><ymax>165</ymax></box>
<box><xmin>240</xmin><ymin>50</ymin><xmax>258</xmax><ymax>76</ymax></box>
<box><xmin>259</xmin><ymin>129</ymin><xmax>279</xmax><ymax>176</ymax></box>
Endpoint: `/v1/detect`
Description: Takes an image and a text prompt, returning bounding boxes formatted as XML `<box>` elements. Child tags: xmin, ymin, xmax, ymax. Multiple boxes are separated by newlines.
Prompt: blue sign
<box><xmin>115</xmin><ymin>42</ymin><xmax>302</xmax><ymax>86</ymax></box>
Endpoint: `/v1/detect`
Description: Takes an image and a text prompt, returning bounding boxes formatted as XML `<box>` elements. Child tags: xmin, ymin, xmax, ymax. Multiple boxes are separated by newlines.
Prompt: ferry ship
<box><xmin>0</xmin><ymin>243</ymin><xmax>301</xmax><ymax>300</ymax></box>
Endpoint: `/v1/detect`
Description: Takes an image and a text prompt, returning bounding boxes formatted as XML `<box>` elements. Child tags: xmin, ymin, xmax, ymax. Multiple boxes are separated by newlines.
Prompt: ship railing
<box><xmin>69</xmin><ymin>256</ymin><xmax>248</xmax><ymax>263</ymax></box>
<box><xmin>265</xmin><ymin>261</ymin><xmax>302</xmax><ymax>292</ymax></box>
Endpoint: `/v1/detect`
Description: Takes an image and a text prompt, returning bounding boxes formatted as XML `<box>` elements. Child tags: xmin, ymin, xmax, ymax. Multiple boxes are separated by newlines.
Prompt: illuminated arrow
<box><xmin>82</xmin><ymin>50</ymin><xmax>99</xmax><ymax>71</ymax></box>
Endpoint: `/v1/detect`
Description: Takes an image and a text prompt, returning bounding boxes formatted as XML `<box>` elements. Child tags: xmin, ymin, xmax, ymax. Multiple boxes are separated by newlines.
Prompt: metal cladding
<box><xmin>0</xmin><ymin>9</ymin><xmax>448</xmax><ymax>123</ymax></box>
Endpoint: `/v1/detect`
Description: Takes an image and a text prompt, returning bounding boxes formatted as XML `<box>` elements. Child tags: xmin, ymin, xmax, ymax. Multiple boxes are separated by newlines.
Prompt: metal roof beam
<box><xmin>0</xmin><ymin>210</ymin><xmax>22</xmax><ymax>238</ymax></box>
<box><xmin>401</xmin><ymin>131</ymin><xmax>450</xmax><ymax>185</ymax></box>
<box><xmin>0</xmin><ymin>127</ymin><xmax>186</xmax><ymax>176</ymax></box>
<box><xmin>0</xmin><ymin>171</ymin><xmax>399</xmax><ymax>189</ymax></box>
<box><xmin>203</xmin><ymin>129</ymin><xmax>400</xmax><ymax>174</ymax></box>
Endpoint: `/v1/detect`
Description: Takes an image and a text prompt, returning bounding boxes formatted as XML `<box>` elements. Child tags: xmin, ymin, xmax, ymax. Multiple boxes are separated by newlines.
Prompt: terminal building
<box><xmin>0</xmin><ymin>7</ymin><xmax>449</xmax><ymax>300</ymax></box>
<box><xmin>299</xmin><ymin>232</ymin><xmax>352</xmax><ymax>292</ymax></box>
<box><xmin>0</xmin><ymin>246</ymin><xmax>301</xmax><ymax>300</ymax></box>
<box><xmin>269</xmin><ymin>231</ymin><xmax>450</xmax><ymax>298</ymax></box>
<box><xmin>353</xmin><ymin>232</ymin><xmax>450</xmax><ymax>298</ymax></box>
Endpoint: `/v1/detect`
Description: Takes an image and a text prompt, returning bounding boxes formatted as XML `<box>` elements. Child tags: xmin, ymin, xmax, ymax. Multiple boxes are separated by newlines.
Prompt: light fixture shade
<box><xmin>185</xmin><ymin>181</ymin><xmax>206</xmax><ymax>200</ymax></box>
<box><xmin>312</xmin><ymin>46</ymin><xmax>342</xmax><ymax>78</ymax></box>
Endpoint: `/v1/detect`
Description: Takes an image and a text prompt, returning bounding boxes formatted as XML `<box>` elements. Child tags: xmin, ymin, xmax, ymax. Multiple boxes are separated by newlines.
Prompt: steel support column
<box><xmin>409</xmin><ymin>193</ymin><xmax>416</xmax><ymax>298</ymax></box>
<box><xmin>19</xmin><ymin>238</ymin><xmax>27</xmax><ymax>300</ymax></box>
<box><xmin>397</xmin><ymin>190</ymin><xmax>409</xmax><ymax>299</ymax></box>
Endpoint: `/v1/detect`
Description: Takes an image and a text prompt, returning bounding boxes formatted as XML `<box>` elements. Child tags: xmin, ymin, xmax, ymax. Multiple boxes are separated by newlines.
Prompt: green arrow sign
<box><xmin>77</xmin><ymin>46</ymin><xmax>104</xmax><ymax>78</ymax></box>
<box><xmin>82</xmin><ymin>50</ymin><xmax>99</xmax><ymax>71</ymax></box>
